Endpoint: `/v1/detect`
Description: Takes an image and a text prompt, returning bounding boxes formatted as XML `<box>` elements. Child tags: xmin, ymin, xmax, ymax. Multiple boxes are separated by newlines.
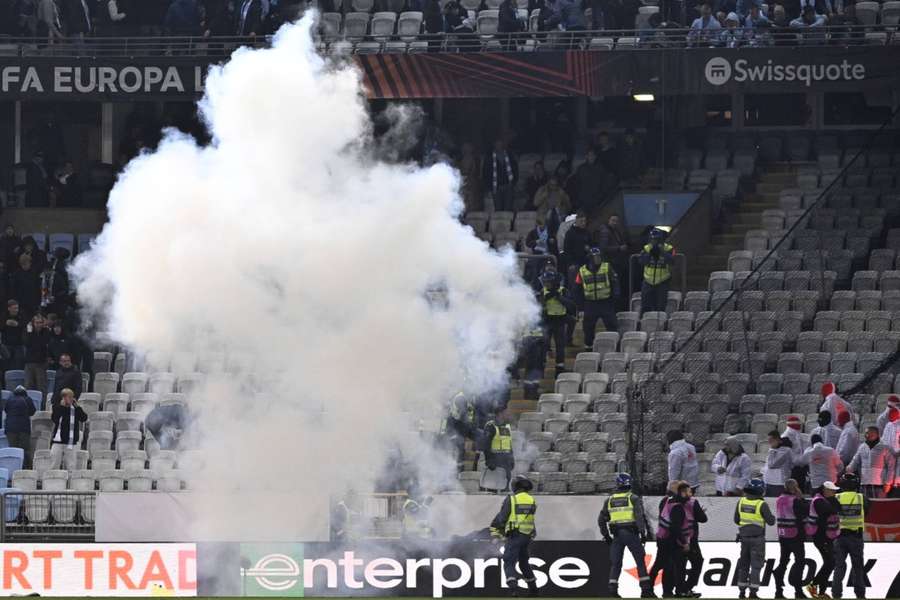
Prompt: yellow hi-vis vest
<box><xmin>579</xmin><ymin>264</ymin><xmax>612</xmax><ymax>301</ymax></box>
<box><xmin>506</xmin><ymin>492</ymin><xmax>536</xmax><ymax>535</ymax></box>
<box><xmin>643</xmin><ymin>243</ymin><xmax>673</xmax><ymax>285</ymax></box>
<box><xmin>402</xmin><ymin>499</ymin><xmax>433</xmax><ymax>537</ymax></box>
<box><xmin>836</xmin><ymin>491</ymin><xmax>865</xmax><ymax>532</ymax></box>
<box><xmin>542</xmin><ymin>287</ymin><xmax>567</xmax><ymax>316</ymax></box>
<box><xmin>607</xmin><ymin>492</ymin><xmax>636</xmax><ymax>525</ymax></box>
<box><xmin>738</xmin><ymin>497</ymin><xmax>766</xmax><ymax>528</ymax></box>
<box><xmin>489</xmin><ymin>422</ymin><xmax>512</xmax><ymax>454</ymax></box>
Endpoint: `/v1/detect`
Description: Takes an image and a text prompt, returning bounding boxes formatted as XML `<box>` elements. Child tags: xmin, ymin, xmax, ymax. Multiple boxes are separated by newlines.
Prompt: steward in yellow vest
<box><xmin>401</xmin><ymin>496</ymin><xmax>434</xmax><ymax>539</ymax></box>
<box><xmin>733</xmin><ymin>479</ymin><xmax>775</xmax><ymax>599</ymax></box>
<box><xmin>832</xmin><ymin>473</ymin><xmax>868</xmax><ymax>599</ymax></box>
<box><xmin>537</xmin><ymin>269</ymin><xmax>574</xmax><ymax>375</ymax></box>
<box><xmin>576</xmin><ymin>247</ymin><xmax>620</xmax><ymax>351</ymax></box>
<box><xmin>639</xmin><ymin>227</ymin><xmax>675</xmax><ymax>314</ymax></box>
<box><xmin>490</xmin><ymin>476</ymin><xmax>538</xmax><ymax>596</ymax></box>
<box><xmin>599</xmin><ymin>473</ymin><xmax>654</xmax><ymax>598</ymax></box>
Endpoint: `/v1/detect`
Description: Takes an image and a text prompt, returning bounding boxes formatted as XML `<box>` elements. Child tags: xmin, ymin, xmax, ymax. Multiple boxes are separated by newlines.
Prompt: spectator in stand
<box><xmin>562</xmin><ymin>211</ymin><xmax>591</xmax><ymax>279</ymax></box>
<box><xmin>525</xmin><ymin>214</ymin><xmax>559</xmax><ymax>257</ymax></box>
<box><xmin>546</xmin><ymin>0</ymin><xmax>588</xmax><ymax>30</ymax></box>
<box><xmin>12</xmin><ymin>254</ymin><xmax>41</xmax><ymax>320</ymax></box>
<box><xmin>812</xmin><ymin>410</ymin><xmax>842</xmax><ymax>449</ymax></box>
<box><xmin>593</xmin><ymin>132</ymin><xmax>617</xmax><ymax>175</ymax></box>
<box><xmin>800</xmin><ymin>0</ymin><xmax>835</xmax><ymax>17</ymax></box>
<box><xmin>61</xmin><ymin>0</ymin><xmax>91</xmax><ymax>38</ymax></box>
<box><xmin>877</xmin><ymin>395</ymin><xmax>900</xmax><ymax>434</ymax></box>
<box><xmin>53</xmin><ymin>161</ymin><xmax>82</xmax><ymax>207</ymax></box>
<box><xmin>204</xmin><ymin>0</ymin><xmax>235</xmax><ymax>36</ymax></box>
<box><xmin>482</xmin><ymin>138</ymin><xmax>518</xmax><ymax>212</ymax></box>
<box><xmin>0</xmin><ymin>262</ymin><xmax>9</xmax><ymax>310</ymax></box>
<box><xmin>498</xmin><ymin>0</ymin><xmax>523</xmax><ymax>49</ymax></box>
<box><xmin>571</xmin><ymin>148</ymin><xmax>610</xmax><ymax>216</ymax></box>
<box><xmin>3</xmin><ymin>300</ymin><xmax>25</xmax><ymax>369</ymax></box>
<box><xmin>718</xmin><ymin>11</ymin><xmax>744</xmax><ymax>46</ymax></box>
<box><xmin>764</xmin><ymin>433</ymin><xmax>794</xmax><ymax>497</ymax></box>
<box><xmin>51</xmin><ymin>352</ymin><xmax>81</xmax><ymax>406</ymax></box>
<box><xmin>44</xmin><ymin>248</ymin><xmax>70</xmax><ymax>317</ymax></box>
<box><xmin>847</xmin><ymin>426</ymin><xmax>895</xmax><ymax>499</ymax></box>
<box><xmin>23</xmin><ymin>313</ymin><xmax>49</xmax><ymax>397</ymax></box>
<box><xmin>457</xmin><ymin>143</ymin><xmax>482</xmax><ymax>213</ymax></box>
<box><xmin>769</xmin><ymin>4</ymin><xmax>792</xmax><ymax>42</ymax></box>
<box><xmin>742</xmin><ymin>4</ymin><xmax>770</xmax><ymax>41</ymax></box>
<box><xmin>100</xmin><ymin>0</ymin><xmax>129</xmax><ymax>35</ymax></box>
<box><xmin>735</xmin><ymin>0</ymin><xmax>760</xmax><ymax>14</ymax></box>
<box><xmin>711</xmin><ymin>436</ymin><xmax>751</xmax><ymax>496</ymax></box>
<box><xmin>687</xmin><ymin>3</ymin><xmax>721</xmax><ymax>44</ymax></box>
<box><xmin>534</xmin><ymin>176</ymin><xmax>572</xmax><ymax>235</ymax></box>
<box><xmin>595</xmin><ymin>213</ymin><xmax>630</xmax><ymax>307</ymax></box>
<box><xmin>616</xmin><ymin>129</ymin><xmax>643</xmax><ymax>184</ymax></box>
<box><xmin>800</xmin><ymin>434</ymin><xmax>843</xmax><ymax>491</ymax></box>
<box><xmin>424</xmin><ymin>0</ymin><xmax>444</xmax><ymax>35</ymax></box>
<box><xmin>132</xmin><ymin>0</ymin><xmax>167</xmax><ymax>35</ymax></box>
<box><xmin>790</xmin><ymin>5</ymin><xmax>826</xmax><ymax>44</ymax></box>
<box><xmin>48</xmin><ymin>321</ymin><xmax>73</xmax><ymax>369</ymax></box>
<box><xmin>444</xmin><ymin>1</ymin><xmax>476</xmax><ymax>32</ymax></box>
<box><xmin>36</xmin><ymin>0</ymin><xmax>63</xmax><ymax>39</ymax></box>
<box><xmin>236</xmin><ymin>0</ymin><xmax>266</xmax><ymax>35</ymax></box>
<box><xmin>524</xmin><ymin>161</ymin><xmax>548</xmax><ymax>211</ymax></box>
<box><xmin>49</xmin><ymin>388</ymin><xmax>87</xmax><ymax>470</ymax></box>
<box><xmin>667</xmin><ymin>430</ymin><xmax>700</xmax><ymax>491</ymax></box>
<box><xmin>165</xmin><ymin>0</ymin><xmax>202</xmax><ymax>35</ymax></box>
<box><xmin>828</xmin><ymin>3</ymin><xmax>863</xmax><ymax>45</ymax></box>
<box><xmin>0</xmin><ymin>226</ymin><xmax>20</xmax><ymax>268</ymax></box>
<box><xmin>835</xmin><ymin>411</ymin><xmax>859</xmax><ymax>466</ymax></box>
<box><xmin>16</xmin><ymin>0</ymin><xmax>38</xmax><ymax>36</ymax></box>
<box><xmin>26</xmin><ymin>152</ymin><xmax>50</xmax><ymax>207</ymax></box>
<box><xmin>4</xmin><ymin>385</ymin><xmax>36</xmax><ymax>468</ymax></box>
<box><xmin>19</xmin><ymin>235</ymin><xmax>47</xmax><ymax>274</ymax></box>
<box><xmin>783</xmin><ymin>414</ymin><xmax>809</xmax><ymax>484</ymax></box>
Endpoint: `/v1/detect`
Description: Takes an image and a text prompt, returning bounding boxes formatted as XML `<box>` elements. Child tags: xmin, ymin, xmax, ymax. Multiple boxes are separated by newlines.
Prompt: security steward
<box><xmin>734</xmin><ymin>478</ymin><xmax>776</xmax><ymax>599</ymax></box>
<box><xmin>484</xmin><ymin>414</ymin><xmax>515</xmax><ymax>489</ymax></box>
<box><xmin>401</xmin><ymin>495</ymin><xmax>434</xmax><ymax>539</ymax></box>
<box><xmin>490</xmin><ymin>475</ymin><xmax>539</xmax><ymax>597</ymax></box>
<box><xmin>639</xmin><ymin>227</ymin><xmax>675</xmax><ymax>314</ymax></box>
<box><xmin>599</xmin><ymin>473</ymin><xmax>655</xmax><ymax>598</ymax></box>
<box><xmin>537</xmin><ymin>269</ymin><xmax>575</xmax><ymax>376</ymax></box>
<box><xmin>833</xmin><ymin>473</ymin><xmax>868</xmax><ymax>600</ymax></box>
<box><xmin>575</xmin><ymin>247</ymin><xmax>620</xmax><ymax>351</ymax></box>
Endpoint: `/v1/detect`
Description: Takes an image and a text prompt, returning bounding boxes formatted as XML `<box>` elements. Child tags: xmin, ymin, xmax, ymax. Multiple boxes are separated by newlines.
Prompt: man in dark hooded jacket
<box><xmin>4</xmin><ymin>385</ymin><xmax>35</xmax><ymax>467</ymax></box>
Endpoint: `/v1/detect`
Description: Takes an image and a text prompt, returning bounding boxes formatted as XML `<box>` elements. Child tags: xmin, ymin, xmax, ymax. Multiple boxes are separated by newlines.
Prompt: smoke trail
<box><xmin>71</xmin><ymin>16</ymin><xmax>538</xmax><ymax>539</ymax></box>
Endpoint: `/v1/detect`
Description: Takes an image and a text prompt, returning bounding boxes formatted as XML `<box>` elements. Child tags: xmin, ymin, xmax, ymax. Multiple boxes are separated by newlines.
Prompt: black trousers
<box><xmin>773</xmin><ymin>537</ymin><xmax>807</xmax><ymax>592</ymax></box>
<box><xmin>503</xmin><ymin>532</ymin><xmax>536</xmax><ymax>587</ymax></box>
<box><xmin>583</xmin><ymin>299</ymin><xmax>618</xmax><ymax>348</ymax></box>
<box><xmin>658</xmin><ymin>541</ymin><xmax>685</xmax><ymax>597</ymax></box>
<box><xmin>543</xmin><ymin>316</ymin><xmax>567</xmax><ymax>368</ymax></box>
<box><xmin>641</xmin><ymin>280</ymin><xmax>669</xmax><ymax>314</ymax></box>
<box><xmin>681</xmin><ymin>539</ymin><xmax>703</xmax><ymax>593</ymax></box>
<box><xmin>812</xmin><ymin>536</ymin><xmax>836</xmax><ymax>591</ymax></box>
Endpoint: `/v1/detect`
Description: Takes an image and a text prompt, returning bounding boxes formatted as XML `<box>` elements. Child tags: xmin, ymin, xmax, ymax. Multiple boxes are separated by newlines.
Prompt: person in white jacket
<box><xmin>847</xmin><ymin>426</ymin><xmax>895</xmax><ymax>498</ymax></box>
<box><xmin>811</xmin><ymin>410</ymin><xmax>842</xmax><ymax>449</ymax></box>
<box><xmin>711</xmin><ymin>436</ymin><xmax>751</xmax><ymax>496</ymax></box>
<box><xmin>800</xmin><ymin>434</ymin><xmax>843</xmax><ymax>491</ymax></box>
<box><xmin>782</xmin><ymin>415</ymin><xmax>809</xmax><ymax>483</ymax></box>
<box><xmin>667</xmin><ymin>430</ymin><xmax>700</xmax><ymax>491</ymax></box>
<box><xmin>876</xmin><ymin>395</ymin><xmax>900</xmax><ymax>434</ymax></box>
<box><xmin>834</xmin><ymin>411</ymin><xmax>859</xmax><ymax>467</ymax></box>
<box><xmin>883</xmin><ymin>405</ymin><xmax>900</xmax><ymax>454</ymax></box>
<box><xmin>763</xmin><ymin>431</ymin><xmax>794</xmax><ymax>497</ymax></box>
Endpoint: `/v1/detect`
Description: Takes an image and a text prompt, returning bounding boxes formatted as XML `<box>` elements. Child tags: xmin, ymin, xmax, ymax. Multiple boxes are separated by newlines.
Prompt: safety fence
<box><xmin>0</xmin><ymin>490</ymin><xmax>96</xmax><ymax>541</ymax></box>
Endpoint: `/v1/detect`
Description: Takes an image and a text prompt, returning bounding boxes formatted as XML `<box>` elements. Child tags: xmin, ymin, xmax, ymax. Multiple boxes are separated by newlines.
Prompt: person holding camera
<box><xmin>49</xmin><ymin>388</ymin><xmax>87</xmax><ymax>470</ymax></box>
<box><xmin>639</xmin><ymin>227</ymin><xmax>675</xmax><ymax>314</ymax></box>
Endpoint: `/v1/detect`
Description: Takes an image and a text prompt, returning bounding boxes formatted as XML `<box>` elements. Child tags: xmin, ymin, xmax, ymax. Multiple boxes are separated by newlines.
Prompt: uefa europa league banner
<box><xmin>1</xmin><ymin>46</ymin><xmax>898</xmax><ymax>100</ymax></box>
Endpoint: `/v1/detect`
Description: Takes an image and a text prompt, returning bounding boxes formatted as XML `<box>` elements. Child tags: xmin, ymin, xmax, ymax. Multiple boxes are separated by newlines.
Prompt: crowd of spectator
<box><xmin>0</xmin><ymin>0</ymin><xmax>291</xmax><ymax>39</ymax></box>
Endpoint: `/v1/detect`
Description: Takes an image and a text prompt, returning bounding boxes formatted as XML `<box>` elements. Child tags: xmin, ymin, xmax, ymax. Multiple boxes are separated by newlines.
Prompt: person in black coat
<box><xmin>4</xmin><ymin>385</ymin><xmax>36</xmax><ymax>467</ymax></box>
<box><xmin>235</xmin><ymin>0</ymin><xmax>264</xmax><ymax>35</ymax></box>
<box><xmin>23</xmin><ymin>314</ymin><xmax>50</xmax><ymax>397</ymax></box>
<box><xmin>48</xmin><ymin>322</ymin><xmax>74</xmax><ymax>369</ymax></box>
<box><xmin>12</xmin><ymin>253</ymin><xmax>42</xmax><ymax>321</ymax></box>
<box><xmin>481</xmin><ymin>138</ymin><xmax>519</xmax><ymax>212</ymax></box>
<box><xmin>0</xmin><ymin>226</ymin><xmax>21</xmax><ymax>269</ymax></box>
<box><xmin>3</xmin><ymin>300</ymin><xmax>25</xmax><ymax>369</ymax></box>
<box><xmin>61</xmin><ymin>0</ymin><xmax>91</xmax><ymax>36</ymax></box>
<box><xmin>51</xmin><ymin>352</ymin><xmax>82</xmax><ymax>407</ymax></box>
<box><xmin>498</xmin><ymin>0</ymin><xmax>522</xmax><ymax>49</ymax></box>
<box><xmin>50</xmin><ymin>388</ymin><xmax>87</xmax><ymax>470</ymax></box>
<box><xmin>26</xmin><ymin>153</ymin><xmax>50</xmax><ymax>208</ymax></box>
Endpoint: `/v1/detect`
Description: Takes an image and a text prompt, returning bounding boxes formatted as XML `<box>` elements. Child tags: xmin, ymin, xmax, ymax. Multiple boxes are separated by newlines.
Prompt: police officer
<box><xmin>537</xmin><ymin>269</ymin><xmax>574</xmax><ymax>375</ymax></box>
<box><xmin>639</xmin><ymin>227</ymin><xmax>674</xmax><ymax>315</ymax></box>
<box><xmin>401</xmin><ymin>495</ymin><xmax>434</xmax><ymax>539</ymax></box>
<box><xmin>599</xmin><ymin>473</ymin><xmax>655</xmax><ymax>598</ymax></box>
<box><xmin>576</xmin><ymin>247</ymin><xmax>620</xmax><ymax>351</ymax></box>
<box><xmin>734</xmin><ymin>478</ymin><xmax>776</xmax><ymax>599</ymax></box>
<box><xmin>484</xmin><ymin>414</ymin><xmax>515</xmax><ymax>489</ymax></box>
<box><xmin>833</xmin><ymin>473</ymin><xmax>868</xmax><ymax>600</ymax></box>
<box><xmin>491</xmin><ymin>475</ymin><xmax>538</xmax><ymax>597</ymax></box>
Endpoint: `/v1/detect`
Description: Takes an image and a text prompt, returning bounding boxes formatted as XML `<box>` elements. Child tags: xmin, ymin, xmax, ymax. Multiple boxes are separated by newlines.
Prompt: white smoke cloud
<box><xmin>71</xmin><ymin>16</ymin><xmax>538</xmax><ymax>539</ymax></box>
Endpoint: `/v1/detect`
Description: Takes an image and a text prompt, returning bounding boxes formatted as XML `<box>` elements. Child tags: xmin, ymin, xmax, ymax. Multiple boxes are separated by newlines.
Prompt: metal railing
<box><xmin>0</xmin><ymin>490</ymin><xmax>96</xmax><ymax>541</ymax></box>
<box><xmin>0</xmin><ymin>25</ymin><xmax>895</xmax><ymax>57</ymax></box>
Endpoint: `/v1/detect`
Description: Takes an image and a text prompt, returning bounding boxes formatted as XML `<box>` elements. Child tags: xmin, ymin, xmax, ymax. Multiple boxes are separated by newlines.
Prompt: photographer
<box><xmin>639</xmin><ymin>227</ymin><xmax>675</xmax><ymax>314</ymax></box>
<box><xmin>49</xmin><ymin>388</ymin><xmax>87</xmax><ymax>470</ymax></box>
